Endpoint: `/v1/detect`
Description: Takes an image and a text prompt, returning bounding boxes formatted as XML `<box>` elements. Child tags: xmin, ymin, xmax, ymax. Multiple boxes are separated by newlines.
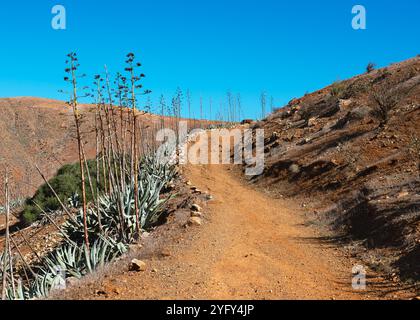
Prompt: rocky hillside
<box><xmin>0</xmin><ymin>97</ymin><xmax>196</xmax><ymax>200</ymax></box>
<box><xmin>249</xmin><ymin>57</ymin><xmax>420</xmax><ymax>283</ymax></box>
<box><xmin>0</xmin><ymin>97</ymin><xmax>90</xmax><ymax>200</ymax></box>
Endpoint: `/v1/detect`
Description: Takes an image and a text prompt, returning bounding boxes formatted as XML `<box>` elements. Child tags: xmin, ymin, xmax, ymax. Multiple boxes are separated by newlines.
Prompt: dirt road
<box><xmin>157</xmin><ymin>163</ymin><xmax>362</xmax><ymax>299</ymax></box>
<box><xmin>61</xmin><ymin>160</ymin><xmax>405</xmax><ymax>300</ymax></box>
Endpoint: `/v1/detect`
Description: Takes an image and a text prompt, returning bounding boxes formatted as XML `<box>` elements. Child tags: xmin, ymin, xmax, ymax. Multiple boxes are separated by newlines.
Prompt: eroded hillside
<box><xmin>248</xmin><ymin>57</ymin><xmax>420</xmax><ymax>283</ymax></box>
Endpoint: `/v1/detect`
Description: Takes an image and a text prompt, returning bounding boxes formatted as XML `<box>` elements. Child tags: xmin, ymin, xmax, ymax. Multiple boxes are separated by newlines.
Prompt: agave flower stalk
<box><xmin>126</xmin><ymin>52</ymin><xmax>149</xmax><ymax>236</ymax></box>
<box><xmin>104</xmin><ymin>67</ymin><xmax>126</xmax><ymax>224</ymax></box>
<box><xmin>94</xmin><ymin>75</ymin><xmax>104</xmax><ymax>232</ymax></box>
<box><xmin>66</xmin><ymin>52</ymin><xmax>89</xmax><ymax>250</ymax></box>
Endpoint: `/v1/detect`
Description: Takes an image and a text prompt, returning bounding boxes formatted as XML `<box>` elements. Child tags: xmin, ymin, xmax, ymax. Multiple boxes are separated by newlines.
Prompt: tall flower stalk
<box><xmin>65</xmin><ymin>52</ymin><xmax>90</xmax><ymax>250</ymax></box>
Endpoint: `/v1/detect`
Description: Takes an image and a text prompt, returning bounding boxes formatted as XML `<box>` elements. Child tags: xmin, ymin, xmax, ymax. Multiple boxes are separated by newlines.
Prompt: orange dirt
<box><xmin>57</xmin><ymin>161</ymin><xmax>413</xmax><ymax>300</ymax></box>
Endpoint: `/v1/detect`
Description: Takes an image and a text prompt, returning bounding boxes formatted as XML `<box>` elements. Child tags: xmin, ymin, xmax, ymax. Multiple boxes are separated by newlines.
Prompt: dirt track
<box><xmin>59</xmin><ymin>160</ymin><xmax>414</xmax><ymax>300</ymax></box>
<box><xmin>170</xmin><ymin>163</ymin><xmax>362</xmax><ymax>299</ymax></box>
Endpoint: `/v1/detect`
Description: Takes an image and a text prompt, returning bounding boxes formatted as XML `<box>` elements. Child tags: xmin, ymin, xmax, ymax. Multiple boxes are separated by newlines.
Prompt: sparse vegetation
<box><xmin>1</xmin><ymin>52</ymin><xmax>179</xmax><ymax>300</ymax></box>
<box><xmin>366</xmin><ymin>62</ymin><xmax>376</xmax><ymax>73</ymax></box>
<box><xmin>21</xmin><ymin>160</ymin><xmax>103</xmax><ymax>225</ymax></box>
<box><xmin>341</xmin><ymin>79</ymin><xmax>371</xmax><ymax>99</ymax></box>
<box><xmin>409</xmin><ymin>136</ymin><xmax>420</xmax><ymax>175</ymax></box>
<box><xmin>370</xmin><ymin>82</ymin><xmax>404</xmax><ymax>126</ymax></box>
<box><xmin>330</xmin><ymin>81</ymin><xmax>346</xmax><ymax>98</ymax></box>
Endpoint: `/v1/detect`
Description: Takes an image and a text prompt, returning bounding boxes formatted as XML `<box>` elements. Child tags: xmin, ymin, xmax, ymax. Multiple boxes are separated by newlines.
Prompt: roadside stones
<box><xmin>129</xmin><ymin>259</ymin><xmax>147</xmax><ymax>272</ymax></box>
<box><xmin>128</xmin><ymin>243</ymin><xmax>143</xmax><ymax>252</ymax></box>
<box><xmin>190</xmin><ymin>186</ymin><xmax>202</xmax><ymax>194</ymax></box>
<box><xmin>191</xmin><ymin>204</ymin><xmax>202</xmax><ymax>212</ymax></box>
<box><xmin>160</xmin><ymin>249</ymin><xmax>171</xmax><ymax>257</ymax></box>
<box><xmin>188</xmin><ymin>217</ymin><xmax>202</xmax><ymax>226</ymax></box>
<box><xmin>190</xmin><ymin>211</ymin><xmax>202</xmax><ymax>218</ymax></box>
<box><xmin>190</xmin><ymin>203</ymin><xmax>203</xmax><ymax>218</ymax></box>
<box><xmin>66</xmin><ymin>277</ymin><xmax>79</xmax><ymax>287</ymax></box>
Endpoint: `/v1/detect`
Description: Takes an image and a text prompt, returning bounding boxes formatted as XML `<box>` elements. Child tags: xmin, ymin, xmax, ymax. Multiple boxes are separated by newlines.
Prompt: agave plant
<box><xmin>4</xmin><ymin>278</ymin><xmax>27</xmax><ymax>300</ymax></box>
<box><xmin>68</xmin><ymin>192</ymin><xmax>80</xmax><ymax>208</ymax></box>
<box><xmin>62</xmin><ymin>154</ymin><xmax>177</xmax><ymax>244</ymax></box>
<box><xmin>28</xmin><ymin>270</ymin><xmax>68</xmax><ymax>299</ymax></box>
<box><xmin>40</xmin><ymin>244</ymin><xmax>85</xmax><ymax>278</ymax></box>
<box><xmin>83</xmin><ymin>236</ymin><xmax>127</xmax><ymax>273</ymax></box>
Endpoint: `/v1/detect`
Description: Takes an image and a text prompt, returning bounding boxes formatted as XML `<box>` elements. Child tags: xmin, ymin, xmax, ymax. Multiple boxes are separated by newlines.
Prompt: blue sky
<box><xmin>0</xmin><ymin>0</ymin><xmax>418</xmax><ymax>119</ymax></box>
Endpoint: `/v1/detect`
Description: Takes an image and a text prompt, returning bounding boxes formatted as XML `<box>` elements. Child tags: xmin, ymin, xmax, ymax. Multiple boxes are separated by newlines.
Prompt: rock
<box><xmin>191</xmin><ymin>211</ymin><xmax>202</xmax><ymax>218</ymax></box>
<box><xmin>188</xmin><ymin>217</ymin><xmax>202</xmax><ymax>226</ymax></box>
<box><xmin>193</xmin><ymin>189</ymin><xmax>202</xmax><ymax>194</ymax></box>
<box><xmin>308</xmin><ymin>117</ymin><xmax>317</xmax><ymax>127</ymax></box>
<box><xmin>288</xmin><ymin>164</ymin><xmax>300</xmax><ymax>174</ymax></box>
<box><xmin>331</xmin><ymin>158</ymin><xmax>340</xmax><ymax>166</ymax></box>
<box><xmin>129</xmin><ymin>243</ymin><xmax>143</xmax><ymax>251</ymax></box>
<box><xmin>95</xmin><ymin>289</ymin><xmax>107</xmax><ymax>296</ymax></box>
<box><xmin>160</xmin><ymin>249</ymin><xmax>171</xmax><ymax>257</ymax></box>
<box><xmin>191</xmin><ymin>204</ymin><xmax>202</xmax><ymax>212</ymax></box>
<box><xmin>66</xmin><ymin>277</ymin><xmax>79</xmax><ymax>287</ymax></box>
<box><xmin>205</xmin><ymin>194</ymin><xmax>213</xmax><ymax>200</ymax></box>
<box><xmin>186</xmin><ymin>181</ymin><xmax>192</xmax><ymax>186</ymax></box>
<box><xmin>339</xmin><ymin>99</ymin><xmax>352</xmax><ymax>108</ymax></box>
<box><xmin>129</xmin><ymin>259</ymin><xmax>147</xmax><ymax>272</ymax></box>
<box><xmin>397</xmin><ymin>191</ymin><xmax>409</xmax><ymax>198</ymax></box>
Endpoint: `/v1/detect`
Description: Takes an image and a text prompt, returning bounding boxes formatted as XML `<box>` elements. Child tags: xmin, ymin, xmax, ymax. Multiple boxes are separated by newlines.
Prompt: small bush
<box><xmin>22</xmin><ymin>205</ymin><xmax>42</xmax><ymax>225</ymax></box>
<box><xmin>409</xmin><ymin>136</ymin><xmax>420</xmax><ymax>174</ymax></box>
<box><xmin>20</xmin><ymin>159</ymin><xmax>105</xmax><ymax>225</ymax></box>
<box><xmin>370</xmin><ymin>80</ymin><xmax>407</xmax><ymax>126</ymax></box>
<box><xmin>342</xmin><ymin>79</ymin><xmax>370</xmax><ymax>99</ymax></box>
<box><xmin>366</xmin><ymin>62</ymin><xmax>376</xmax><ymax>73</ymax></box>
<box><xmin>330</xmin><ymin>81</ymin><xmax>346</xmax><ymax>98</ymax></box>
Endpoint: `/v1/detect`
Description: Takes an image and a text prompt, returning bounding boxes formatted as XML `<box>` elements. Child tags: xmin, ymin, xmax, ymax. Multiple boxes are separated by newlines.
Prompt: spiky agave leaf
<box><xmin>40</xmin><ymin>244</ymin><xmax>84</xmax><ymax>279</ymax></box>
<box><xmin>84</xmin><ymin>236</ymin><xmax>127</xmax><ymax>273</ymax></box>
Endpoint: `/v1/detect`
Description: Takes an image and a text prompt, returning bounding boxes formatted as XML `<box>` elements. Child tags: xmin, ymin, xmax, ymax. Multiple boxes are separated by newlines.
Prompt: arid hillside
<box><xmin>247</xmin><ymin>57</ymin><xmax>420</xmax><ymax>283</ymax></box>
<box><xmin>0</xmin><ymin>97</ymin><xmax>90</xmax><ymax>199</ymax></box>
<box><xmin>0</xmin><ymin>97</ymin><xmax>206</xmax><ymax>200</ymax></box>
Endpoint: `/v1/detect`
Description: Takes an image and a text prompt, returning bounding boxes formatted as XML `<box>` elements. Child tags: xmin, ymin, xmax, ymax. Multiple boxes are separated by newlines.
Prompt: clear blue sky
<box><xmin>0</xmin><ymin>0</ymin><xmax>418</xmax><ymax>119</ymax></box>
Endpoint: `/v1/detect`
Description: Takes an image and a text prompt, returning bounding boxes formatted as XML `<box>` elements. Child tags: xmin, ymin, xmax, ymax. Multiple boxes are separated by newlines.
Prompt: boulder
<box><xmin>191</xmin><ymin>204</ymin><xmax>202</xmax><ymax>212</ymax></box>
<box><xmin>130</xmin><ymin>259</ymin><xmax>147</xmax><ymax>272</ymax></box>
<box><xmin>188</xmin><ymin>217</ymin><xmax>202</xmax><ymax>226</ymax></box>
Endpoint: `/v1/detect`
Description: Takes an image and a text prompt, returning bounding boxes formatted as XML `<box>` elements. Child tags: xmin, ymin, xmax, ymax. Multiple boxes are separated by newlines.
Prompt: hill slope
<box><xmin>0</xmin><ymin>97</ymin><xmax>89</xmax><ymax>199</ymax></box>
<box><xmin>0</xmin><ymin>97</ymin><xmax>186</xmax><ymax>200</ymax></box>
<box><xmin>247</xmin><ymin>57</ymin><xmax>420</xmax><ymax>283</ymax></box>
